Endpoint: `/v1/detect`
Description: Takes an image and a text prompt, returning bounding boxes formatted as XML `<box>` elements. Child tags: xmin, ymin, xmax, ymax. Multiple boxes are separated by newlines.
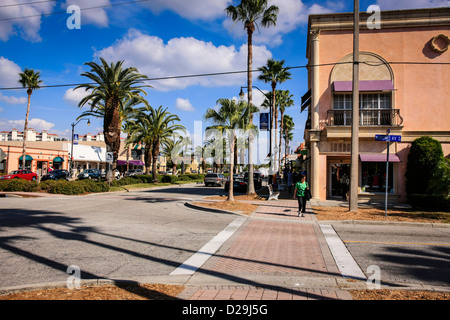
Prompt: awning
<box><xmin>19</xmin><ymin>155</ymin><xmax>33</xmax><ymax>161</ymax></box>
<box><xmin>333</xmin><ymin>80</ymin><xmax>394</xmax><ymax>92</ymax></box>
<box><xmin>301</xmin><ymin>89</ymin><xmax>311</xmax><ymax>112</ymax></box>
<box><xmin>53</xmin><ymin>156</ymin><xmax>64</xmax><ymax>162</ymax></box>
<box><xmin>117</xmin><ymin>160</ymin><xmax>145</xmax><ymax>166</ymax></box>
<box><xmin>360</xmin><ymin>154</ymin><xmax>401</xmax><ymax>162</ymax></box>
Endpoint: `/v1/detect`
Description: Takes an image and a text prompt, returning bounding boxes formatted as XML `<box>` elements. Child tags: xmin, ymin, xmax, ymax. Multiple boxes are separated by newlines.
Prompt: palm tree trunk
<box><xmin>104</xmin><ymin>99</ymin><xmax>121</xmax><ymax>182</ymax></box>
<box><xmin>246</xmin><ymin>25</ymin><xmax>256</xmax><ymax>195</ymax></box>
<box><xmin>22</xmin><ymin>91</ymin><xmax>31</xmax><ymax>170</ymax></box>
<box><xmin>228</xmin><ymin>136</ymin><xmax>235</xmax><ymax>202</ymax></box>
<box><xmin>152</xmin><ymin>141</ymin><xmax>159</xmax><ymax>182</ymax></box>
<box><xmin>278</xmin><ymin>111</ymin><xmax>284</xmax><ymax>170</ymax></box>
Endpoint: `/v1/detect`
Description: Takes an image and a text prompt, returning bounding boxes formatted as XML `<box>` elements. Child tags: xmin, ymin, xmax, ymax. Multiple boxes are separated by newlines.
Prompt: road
<box><xmin>0</xmin><ymin>183</ymin><xmax>234</xmax><ymax>288</ymax></box>
<box><xmin>331</xmin><ymin>223</ymin><xmax>450</xmax><ymax>287</ymax></box>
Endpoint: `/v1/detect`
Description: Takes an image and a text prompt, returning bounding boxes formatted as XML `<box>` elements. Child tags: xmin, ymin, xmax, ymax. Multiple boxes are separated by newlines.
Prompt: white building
<box><xmin>0</xmin><ymin>129</ymin><xmax>60</xmax><ymax>142</ymax></box>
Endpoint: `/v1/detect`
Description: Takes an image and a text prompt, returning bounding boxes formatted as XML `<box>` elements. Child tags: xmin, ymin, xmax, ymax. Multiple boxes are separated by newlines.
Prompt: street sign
<box><xmin>375</xmin><ymin>135</ymin><xmax>401</xmax><ymax>142</ymax></box>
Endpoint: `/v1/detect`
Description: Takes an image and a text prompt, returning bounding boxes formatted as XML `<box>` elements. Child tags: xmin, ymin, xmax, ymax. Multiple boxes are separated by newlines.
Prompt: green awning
<box><xmin>53</xmin><ymin>156</ymin><xmax>64</xmax><ymax>162</ymax></box>
<box><xmin>19</xmin><ymin>155</ymin><xmax>33</xmax><ymax>161</ymax></box>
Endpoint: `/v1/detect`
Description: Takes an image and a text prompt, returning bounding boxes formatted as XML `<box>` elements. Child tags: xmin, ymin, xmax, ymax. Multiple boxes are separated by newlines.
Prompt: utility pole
<box><xmin>350</xmin><ymin>0</ymin><xmax>360</xmax><ymax>212</ymax></box>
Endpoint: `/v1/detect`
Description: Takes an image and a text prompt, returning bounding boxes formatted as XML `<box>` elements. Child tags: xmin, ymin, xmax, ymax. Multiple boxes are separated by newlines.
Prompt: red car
<box><xmin>0</xmin><ymin>170</ymin><xmax>38</xmax><ymax>181</ymax></box>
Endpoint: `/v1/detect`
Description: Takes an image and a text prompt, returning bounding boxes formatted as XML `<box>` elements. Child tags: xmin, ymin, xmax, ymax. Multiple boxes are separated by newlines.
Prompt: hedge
<box><xmin>0</xmin><ymin>173</ymin><xmax>205</xmax><ymax>195</ymax></box>
<box><xmin>408</xmin><ymin>194</ymin><xmax>450</xmax><ymax>212</ymax></box>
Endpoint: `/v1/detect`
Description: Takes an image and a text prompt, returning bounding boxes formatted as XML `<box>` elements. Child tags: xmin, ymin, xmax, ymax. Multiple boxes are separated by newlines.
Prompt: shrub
<box><xmin>48</xmin><ymin>180</ymin><xmax>85</xmax><ymax>195</ymax></box>
<box><xmin>408</xmin><ymin>194</ymin><xmax>450</xmax><ymax>212</ymax></box>
<box><xmin>0</xmin><ymin>179</ymin><xmax>39</xmax><ymax>192</ymax></box>
<box><xmin>78</xmin><ymin>180</ymin><xmax>110</xmax><ymax>193</ymax></box>
<box><xmin>405</xmin><ymin>136</ymin><xmax>444</xmax><ymax>195</ymax></box>
<box><xmin>161</xmin><ymin>175</ymin><xmax>178</xmax><ymax>183</ymax></box>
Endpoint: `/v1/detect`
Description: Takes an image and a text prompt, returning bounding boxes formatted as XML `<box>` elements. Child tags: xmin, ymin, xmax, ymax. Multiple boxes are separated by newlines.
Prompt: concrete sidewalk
<box><xmin>175</xmin><ymin>198</ymin><xmax>355</xmax><ymax>300</ymax></box>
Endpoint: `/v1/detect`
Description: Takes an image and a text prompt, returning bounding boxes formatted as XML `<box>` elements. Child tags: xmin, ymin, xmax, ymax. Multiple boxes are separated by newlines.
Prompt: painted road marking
<box><xmin>170</xmin><ymin>217</ymin><xmax>246</xmax><ymax>275</ymax></box>
<box><xmin>320</xmin><ymin>224</ymin><xmax>366</xmax><ymax>280</ymax></box>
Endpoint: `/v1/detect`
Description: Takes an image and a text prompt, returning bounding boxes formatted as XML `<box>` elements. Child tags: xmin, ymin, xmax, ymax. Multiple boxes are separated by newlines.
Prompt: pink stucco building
<box><xmin>303</xmin><ymin>7</ymin><xmax>450</xmax><ymax>203</ymax></box>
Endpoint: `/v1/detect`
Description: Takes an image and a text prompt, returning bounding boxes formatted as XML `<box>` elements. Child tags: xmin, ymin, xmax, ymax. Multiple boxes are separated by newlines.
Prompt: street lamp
<box><xmin>70</xmin><ymin>118</ymin><xmax>90</xmax><ymax>176</ymax></box>
<box><xmin>239</xmin><ymin>86</ymin><xmax>274</xmax><ymax>178</ymax></box>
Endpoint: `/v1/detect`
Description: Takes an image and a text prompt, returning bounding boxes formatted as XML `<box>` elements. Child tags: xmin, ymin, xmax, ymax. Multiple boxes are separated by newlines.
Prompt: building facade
<box><xmin>303</xmin><ymin>7</ymin><xmax>450</xmax><ymax>203</ymax></box>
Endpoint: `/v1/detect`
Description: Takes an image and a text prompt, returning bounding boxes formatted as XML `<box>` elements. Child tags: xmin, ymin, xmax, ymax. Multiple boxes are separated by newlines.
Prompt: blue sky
<box><xmin>0</xmin><ymin>0</ymin><xmax>447</xmax><ymax>162</ymax></box>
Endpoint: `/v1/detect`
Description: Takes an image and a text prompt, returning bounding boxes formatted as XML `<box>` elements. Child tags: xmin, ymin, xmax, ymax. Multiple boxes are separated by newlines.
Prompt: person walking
<box><xmin>293</xmin><ymin>174</ymin><xmax>309</xmax><ymax>217</ymax></box>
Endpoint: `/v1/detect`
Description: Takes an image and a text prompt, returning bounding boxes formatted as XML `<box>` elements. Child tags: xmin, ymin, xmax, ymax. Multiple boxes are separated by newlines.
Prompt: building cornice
<box><xmin>306</xmin><ymin>7</ymin><xmax>450</xmax><ymax>59</ymax></box>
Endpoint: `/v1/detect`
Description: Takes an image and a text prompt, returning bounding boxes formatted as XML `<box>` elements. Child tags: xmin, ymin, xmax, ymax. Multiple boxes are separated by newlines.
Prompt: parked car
<box><xmin>224</xmin><ymin>177</ymin><xmax>248</xmax><ymax>193</ymax></box>
<box><xmin>78</xmin><ymin>168</ymin><xmax>102</xmax><ymax>180</ymax></box>
<box><xmin>101</xmin><ymin>169</ymin><xmax>121</xmax><ymax>179</ymax></box>
<box><xmin>204</xmin><ymin>173</ymin><xmax>226</xmax><ymax>187</ymax></box>
<box><xmin>244</xmin><ymin>172</ymin><xmax>263</xmax><ymax>190</ymax></box>
<box><xmin>41</xmin><ymin>169</ymin><xmax>70</xmax><ymax>181</ymax></box>
<box><xmin>124</xmin><ymin>169</ymin><xmax>144</xmax><ymax>176</ymax></box>
<box><xmin>0</xmin><ymin>169</ymin><xmax>38</xmax><ymax>181</ymax></box>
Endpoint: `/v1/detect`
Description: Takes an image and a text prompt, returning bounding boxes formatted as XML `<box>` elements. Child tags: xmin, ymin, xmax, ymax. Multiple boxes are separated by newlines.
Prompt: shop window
<box><xmin>361</xmin><ymin>162</ymin><xmax>394</xmax><ymax>193</ymax></box>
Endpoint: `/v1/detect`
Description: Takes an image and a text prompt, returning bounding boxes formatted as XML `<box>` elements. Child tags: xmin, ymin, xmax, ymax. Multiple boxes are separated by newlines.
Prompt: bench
<box><xmin>267</xmin><ymin>184</ymin><xmax>280</xmax><ymax>201</ymax></box>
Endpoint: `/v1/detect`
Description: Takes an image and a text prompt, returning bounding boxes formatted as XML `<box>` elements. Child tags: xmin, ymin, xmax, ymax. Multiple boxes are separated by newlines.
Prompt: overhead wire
<box><xmin>0</xmin><ymin>60</ymin><xmax>448</xmax><ymax>91</ymax></box>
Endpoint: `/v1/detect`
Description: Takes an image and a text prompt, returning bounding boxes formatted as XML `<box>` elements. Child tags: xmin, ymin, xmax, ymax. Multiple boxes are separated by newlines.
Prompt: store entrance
<box><xmin>330</xmin><ymin>163</ymin><xmax>350</xmax><ymax>199</ymax></box>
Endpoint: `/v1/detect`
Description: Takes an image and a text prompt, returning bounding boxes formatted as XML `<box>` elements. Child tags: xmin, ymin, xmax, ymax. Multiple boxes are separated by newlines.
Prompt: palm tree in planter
<box><xmin>128</xmin><ymin>105</ymin><xmax>185</xmax><ymax>182</ymax></box>
<box><xmin>225</xmin><ymin>0</ymin><xmax>278</xmax><ymax>195</ymax></box>
<box><xmin>76</xmin><ymin>58</ymin><xmax>150</xmax><ymax>181</ymax></box>
<box><xmin>18</xmin><ymin>68</ymin><xmax>42</xmax><ymax>170</ymax></box>
<box><xmin>282</xmin><ymin>114</ymin><xmax>295</xmax><ymax>169</ymax></box>
<box><xmin>258</xmin><ymin>59</ymin><xmax>291</xmax><ymax>173</ymax></box>
<box><xmin>205</xmin><ymin>98</ymin><xmax>255</xmax><ymax>201</ymax></box>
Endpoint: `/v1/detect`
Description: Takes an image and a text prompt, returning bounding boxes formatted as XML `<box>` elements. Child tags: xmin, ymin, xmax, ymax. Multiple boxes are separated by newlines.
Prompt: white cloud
<box><xmin>176</xmin><ymin>98</ymin><xmax>195</xmax><ymax>112</ymax></box>
<box><xmin>94</xmin><ymin>29</ymin><xmax>272</xmax><ymax>91</ymax></box>
<box><xmin>8</xmin><ymin>118</ymin><xmax>55</xmax><ymax>131</ymax></box>
<box><xmin>375</xmin><ymin>0</ymin><xmax>449</xmax><ymax>10</ymax></box>
<box><xmin>63</xmin><ymin>0</ymin><xmax>110</xmax><ymax>28</ymax></box>
<box><xmin>0</xmin><ymin>57</ymin><xmax>22</xmax><ymax>87</ymax></box>
<box><xmin>0</xmin><ymin>1</ymin><xmax>56</xmax><ymax>42</ymax></box>
<box><xmin>63</xmin><ymin>88</ymin><xmax>91</xmax><ymax>107</ymax></box>
<box><xmin>224</xmin><ymin>0</ymin><xmax>344</xmax><ymax>46</ymax></box>
<box><xmin>0</xmin><ymin>92</ymin><xmax>27</xmax><ymax>104</ymax></box>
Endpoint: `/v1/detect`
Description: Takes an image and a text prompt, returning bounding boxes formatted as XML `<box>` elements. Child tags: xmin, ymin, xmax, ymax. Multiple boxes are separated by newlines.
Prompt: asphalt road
<box><xmin>332</xmin><ymin>223</ymin><xmax>450</xmax><ymax>287</ymax></box>
<box><xmin>0</xmin><ymin>184</ymin><xmax>235</xmax><ymax>288</ymax></box>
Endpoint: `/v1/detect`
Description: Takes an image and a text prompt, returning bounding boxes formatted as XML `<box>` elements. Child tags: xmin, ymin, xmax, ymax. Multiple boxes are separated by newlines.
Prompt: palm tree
<box><xmin>129</xmin><ymin>106</ymin><xmax>185</xmax><ymax>182</ymax></box>
<box><xmin>205</xmin><ymin>98</ymin><xmax>251</xmax><ymax>201</ymax></box>
<box><xmin>277</xmin><ymin>90</ymin><xmax>294</xmax><ymax>169</ymax></box>
<box><xmin>258</xmin><ymin>59</ymin><xmax>291</xmax><ymax>173</ymax></box>
<box><xmin>18</xmin><ymin>68</ymin><xmax>42</xmax><ymax>170</ymax></box>
<box><xmin>282</xmin><ymin>114</ymin><xmax>295</xmax><ymax>169</ymax></box>
<box><xmin>75</xmin><ymin>58</ymin><xmax>150</xmax><ymax>180</ymax></box>
<box><xmin>225</xmin><ymin>0</ymin><xmax>278</xmax><ymax>195</ymax></box>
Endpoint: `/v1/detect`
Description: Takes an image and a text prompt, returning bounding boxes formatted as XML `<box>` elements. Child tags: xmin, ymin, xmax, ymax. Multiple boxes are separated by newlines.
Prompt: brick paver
<box><xmin>177</xmin><ymin>198</ymin><xmax>353</xmax><ymax>300</ymax></box>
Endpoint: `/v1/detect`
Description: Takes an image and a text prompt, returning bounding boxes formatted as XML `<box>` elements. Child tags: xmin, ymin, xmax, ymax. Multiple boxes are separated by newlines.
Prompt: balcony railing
<box><xmin>326</xmin><ymin>109</ymin><xmax>403</xmax><ymax>126</ymax></box>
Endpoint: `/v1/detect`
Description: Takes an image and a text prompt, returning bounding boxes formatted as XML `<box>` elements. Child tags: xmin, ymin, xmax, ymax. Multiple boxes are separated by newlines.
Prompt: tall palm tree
<box><xmin>277</xmin><ymin>90</ymin><xmax>294</xmax><ymax>169</ymax></box>
<box><xmin>75</xmin><ymin>58</ymin><xmax>150</xmax><ymax>180</ymax></box>
<box><xmin>18</xmin><ymin>68</ymin><xmax>42</xmax><ymax>170</ymax></box>
<box><xmin>258</xmin><ymin>59</ymin><xmax>291</xmax><ymax>173</ymax></box>
<box><xmin>205</xmin><ymin>98</ymin><xmax>251</xmax><ymax>201</ymax></box>
<box><xmin>129</xmin><ymin>105</ymin><xmax>185</xmax><ymax>182</ymax></box>
<box><xmin>282</xmin><ymin>114</ymin><xmax>295</xmax><ymax>169</ymax></box>
<box><xmin>225</xmin><ymin>0</ymin><xmax>278</xmax><ymax>195</ymax></box>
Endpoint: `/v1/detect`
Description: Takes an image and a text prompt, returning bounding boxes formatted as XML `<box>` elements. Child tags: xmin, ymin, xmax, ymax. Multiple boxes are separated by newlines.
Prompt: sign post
<box><xmin>375</xmin><ymin>131</ymin><xmax>401</xmax><ymax>216</ymax></box>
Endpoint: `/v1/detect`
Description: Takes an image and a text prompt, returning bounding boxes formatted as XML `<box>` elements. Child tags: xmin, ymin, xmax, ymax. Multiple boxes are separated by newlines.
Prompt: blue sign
<box><xmin>375</xmin><ymin>135</ymin><xmax>401</xmax><ymax>142</ymax></box>
<box><xmin>260</xmin><ymin>113</ymin><xmax>269</xmax><ymax>131</ymax></box>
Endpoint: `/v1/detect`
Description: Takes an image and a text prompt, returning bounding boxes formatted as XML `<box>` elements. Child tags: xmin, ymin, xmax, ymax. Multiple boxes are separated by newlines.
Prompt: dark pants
<box><xmin>297</xmin><ymin>196</ymin><xmax>307</xmax><ymax>213</ymax></box>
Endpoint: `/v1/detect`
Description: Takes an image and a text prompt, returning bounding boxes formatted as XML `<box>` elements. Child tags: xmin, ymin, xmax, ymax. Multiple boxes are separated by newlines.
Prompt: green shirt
<box><xmin>295</xmin><ymin>181</ymin><xmax>308</xmax><ymax>197</ymax></box>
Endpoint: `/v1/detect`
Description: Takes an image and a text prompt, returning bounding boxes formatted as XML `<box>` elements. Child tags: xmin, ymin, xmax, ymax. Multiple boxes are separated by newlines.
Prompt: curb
<box><xmin>317</xmin><ymin>219</ymin><xmax>450</xmax><ymax>228</ymax></box>
<box><xmin>184</xmin><ymin>201</ymin><xmax>248</xmax><ymax>217</ymax></box>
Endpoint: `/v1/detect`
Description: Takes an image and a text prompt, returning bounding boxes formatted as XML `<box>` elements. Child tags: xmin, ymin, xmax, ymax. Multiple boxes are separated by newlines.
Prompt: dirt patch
<box><xmin>0</xmin><ymin>283</ymin><xmax>184</xmax><ymax>300</ymax></box>
<box><xmin>191</xmin><ymin>200</ymin><xmax>259</xmax><ymax>216</ymax></box>
<box><xmin>350</xmin><ymin>289</ymin><xmax>450</xmax><ymax>300</ymax></box>
<box><xmin>313</xmin><ymin>206</ymin><xmax>449</xmax><ymax>223</ymax></box>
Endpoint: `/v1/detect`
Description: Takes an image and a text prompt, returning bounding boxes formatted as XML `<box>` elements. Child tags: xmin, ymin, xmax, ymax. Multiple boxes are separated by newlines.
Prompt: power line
<box><xmin>0</xmin><ymin>0</ymin><xmax>58</xmax><ymax>8</ymax></box>
<box><xmin>0</xmin><ymin>0</ymin><xmax>152</xmax><ymax>22</ymax></box>
<box><xmin>1</xmin><ymin>60</ymin><xmax>448</xmax><ymax>91</ymax></box>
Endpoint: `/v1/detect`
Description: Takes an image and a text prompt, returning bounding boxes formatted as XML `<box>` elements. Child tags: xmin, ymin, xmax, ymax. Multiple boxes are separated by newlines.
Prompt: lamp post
<box><xmin>239</xmin><ymin>86</ymin><xmax>274</xmax><ymax>177</ymax></box>
<box><xmin>70</xmin><ymin>118</ymin><xmax>90</xmax><ymax>177</ymax></box>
